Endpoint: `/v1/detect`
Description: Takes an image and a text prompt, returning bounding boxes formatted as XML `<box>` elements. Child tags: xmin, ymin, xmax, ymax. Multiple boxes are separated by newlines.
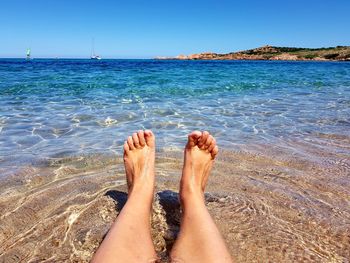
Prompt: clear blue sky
<box><xmin>1</xmin><ymin>0</ymin><xmax>349</xmax><ymax>58</ymax></box>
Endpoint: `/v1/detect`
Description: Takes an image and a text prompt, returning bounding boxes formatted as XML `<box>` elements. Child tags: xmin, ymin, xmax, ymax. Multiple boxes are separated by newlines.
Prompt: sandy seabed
<box><xmin>0</xmin><ymin>141</ymin><xmax>350</xmax><ymax>262</ymax></box>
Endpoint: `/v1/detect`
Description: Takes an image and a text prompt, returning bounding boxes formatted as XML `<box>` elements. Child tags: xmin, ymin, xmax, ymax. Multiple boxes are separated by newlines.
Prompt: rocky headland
<box><xmin>156</xmin><ymin>45</ymin><xmax>350</xmax><ymax>61</ymax></box>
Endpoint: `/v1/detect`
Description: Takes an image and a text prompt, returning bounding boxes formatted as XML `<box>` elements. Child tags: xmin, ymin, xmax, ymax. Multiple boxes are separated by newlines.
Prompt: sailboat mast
<box><xmin>91</xmin><ymin>38</ymin><xmax>95</xmax><ymax>57</ymax></box>
<box><xmin>90</xmin><ymin>38</ymin><xmax>101</xmax><ymax>59</ymax></box>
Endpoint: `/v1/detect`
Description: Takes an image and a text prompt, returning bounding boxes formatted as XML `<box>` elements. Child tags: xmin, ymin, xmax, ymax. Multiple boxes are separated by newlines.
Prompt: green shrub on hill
<box><xmin>303</xmin><ymin>54</ymin><xmax>318</xmax><ymax>59</ymax></box>
<box><xmin>324</xmin><ymin>53</ymin><xmax>339</xmax><ymax>59</ymax></box>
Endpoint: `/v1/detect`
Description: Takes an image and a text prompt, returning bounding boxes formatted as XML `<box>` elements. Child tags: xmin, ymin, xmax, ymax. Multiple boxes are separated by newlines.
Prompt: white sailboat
<box><xmin>90</xmin><ymin>39</ymin><xmax>101</xmax><ymax>60</ymax></box>
<box><xmin>26</xmin><ymin>48</ymin><xmax>31</xmax><ymax>60</ymax></box>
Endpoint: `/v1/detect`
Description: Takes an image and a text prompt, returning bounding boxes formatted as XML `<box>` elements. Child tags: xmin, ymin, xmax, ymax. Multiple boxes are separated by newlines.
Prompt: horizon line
<box><xmin>0</xmin><ymin>57</ymin><xmax>154</xmax><ymax>60</ymax></box>
<box><xmin>1</xmin><ymin>44</ymin><xmax>349</xmax><ymax>60</ymax></box>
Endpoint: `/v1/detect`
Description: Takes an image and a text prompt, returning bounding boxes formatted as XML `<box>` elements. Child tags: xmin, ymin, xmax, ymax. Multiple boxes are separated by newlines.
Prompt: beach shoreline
<box><xmin>1</xmin><ymin>143</ymin><xmax>349</xmax><ymax>262</ymax></box>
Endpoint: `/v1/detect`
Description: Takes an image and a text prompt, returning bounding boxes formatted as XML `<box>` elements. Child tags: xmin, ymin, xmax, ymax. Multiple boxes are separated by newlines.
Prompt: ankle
<box><xmin>179</xmin><ymin>186</ymin><xmax>205</xmax><ymax>207</ymax></box>
<box><xmin>128</xmin><ymin>183</ymin><xmax>154</xmax><ymax>199</ymax></box>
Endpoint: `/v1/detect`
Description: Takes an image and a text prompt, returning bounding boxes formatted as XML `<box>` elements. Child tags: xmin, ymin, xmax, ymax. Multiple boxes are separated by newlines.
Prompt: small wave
<box><xmin>97</xmin><ymin>117</ymin><xmax>118</xmax><ymax>127</ymax></box>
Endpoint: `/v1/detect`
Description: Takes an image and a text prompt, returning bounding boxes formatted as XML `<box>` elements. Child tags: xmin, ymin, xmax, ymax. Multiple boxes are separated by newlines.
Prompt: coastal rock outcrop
<box><xmin>157</xmin><ymin>45</ymin><xmax>350</xmax><ymax>61</ymax></box>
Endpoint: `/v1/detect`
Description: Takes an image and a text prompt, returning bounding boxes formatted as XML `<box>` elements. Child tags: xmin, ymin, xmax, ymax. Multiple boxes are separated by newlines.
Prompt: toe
<box><xmin>123</xmin><ymin>141</ymin><xmax>130</xmax><ymax>155</ymax></box>
<box><xmin>137</xmin><ymin>130</ymin><xmax>146</xmax><ymax>147</ymax></box>
<box><xmin>204</xmin><ymin>135</ymin><xmax>214</xmax><ymax>150</ymax></box>
<box><xmin>186</xmin><ymin>130</ymin><xmax>202</xmax><ymax>148</ymax></box>
<box><xmin>132</xmin><ymin>132</ymin><xmax>141</xmax><ymax>148</ymax></box>
<box><xmin>127</xmin><ymin>136</ymin><xmax>135</xmax><ymax>150</ymax></box>
<box><xmin>198</xmin><ymin>131</ymin><xmax>209</xmax><ymax>149</ymax></box>
<box><xmin>211</xmin><ymin>145</ymin><xmax>219</xmax><ymax>159</ymax></box>
<box><xmin>207</xmin><ymin>138</ymin><xmax>216</xmax><ymax>152</ymax></box>
<box><xmin>144</xmin><ymin>130</ymin><xmax>155</xmax><ymax>148</ymax></box>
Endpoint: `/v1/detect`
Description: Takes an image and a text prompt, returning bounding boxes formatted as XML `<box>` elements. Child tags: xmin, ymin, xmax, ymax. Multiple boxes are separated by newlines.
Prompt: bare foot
<box><xmin>180</xmin><ymin>131</ymin><xmax>219</xmax><ymax>202</ymax></box>
<box><xmin>171</xmin><ymin>132</ymin><xmax>231</xmax><ymax>263</ymax></box>
<box><xmin>123</xmin><ymin>130</ymin><xmax>155</xmax><ymax>196</ymax></box>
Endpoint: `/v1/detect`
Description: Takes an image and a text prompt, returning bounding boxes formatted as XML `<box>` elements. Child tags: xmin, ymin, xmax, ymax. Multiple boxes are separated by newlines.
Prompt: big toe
<box><xmin>144</xmin><ymin>130</ymin><xmax>155</xmax><ymax>148</ymax></box>
<box><xmin>186</xmin><ymin>130</ymin><xmax>202</xmax><ymax>148</ymax></box>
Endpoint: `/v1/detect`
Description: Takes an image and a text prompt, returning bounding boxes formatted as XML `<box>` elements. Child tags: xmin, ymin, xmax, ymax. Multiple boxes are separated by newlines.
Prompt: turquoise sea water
<box><xmin>0</xmin><ymin>59</ymin><xmax>349</xmax><ymax>171</ymax></box>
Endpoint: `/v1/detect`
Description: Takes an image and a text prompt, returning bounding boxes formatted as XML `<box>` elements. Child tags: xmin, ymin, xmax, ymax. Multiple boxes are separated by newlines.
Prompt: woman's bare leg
<box><xmin>92</xmin><ymin>130</ymin><xmax>158</xmax><ymax>263</ymax></box>
<box><xmin>170</xmin><ymin>131</ymin><xmax>232</xmax><ymax>263</ymax></box>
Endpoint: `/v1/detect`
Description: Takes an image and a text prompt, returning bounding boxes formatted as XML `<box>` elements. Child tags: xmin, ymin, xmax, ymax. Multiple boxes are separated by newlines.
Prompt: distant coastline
<box><xmin>156</xmin><ymin>45</ymin><xmax>350</xmax><ymax>61</ymax></box>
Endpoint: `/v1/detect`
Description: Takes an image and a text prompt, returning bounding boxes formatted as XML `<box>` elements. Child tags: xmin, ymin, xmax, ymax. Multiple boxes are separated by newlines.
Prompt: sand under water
<box><xmin>1</xmin><ymin>59</ymin><xmax>349</xmax><ymax>262</ymax></box>
<box><xmin>1</xmin><ymin>139</ymin><xmax>349</xmax><ymax>262</ymax></box>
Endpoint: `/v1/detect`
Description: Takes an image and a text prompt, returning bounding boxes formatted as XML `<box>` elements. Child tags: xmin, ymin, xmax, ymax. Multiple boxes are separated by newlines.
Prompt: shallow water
<box><xmin>0</xmin><ymin>59</ymin><xmax>349</xmax><ymax>262</ymax></box>
<box><xmin>1</xmin><ymin>59</ymin><xmax>349</xmax><ymax>168</ymax></box>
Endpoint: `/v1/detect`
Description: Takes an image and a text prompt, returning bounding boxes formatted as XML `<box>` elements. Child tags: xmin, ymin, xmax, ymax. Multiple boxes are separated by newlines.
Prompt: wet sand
<box><xmin>1</xmin><ymin>137</ymin><xmax>349</xmax><ymax>263</ymax></box>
